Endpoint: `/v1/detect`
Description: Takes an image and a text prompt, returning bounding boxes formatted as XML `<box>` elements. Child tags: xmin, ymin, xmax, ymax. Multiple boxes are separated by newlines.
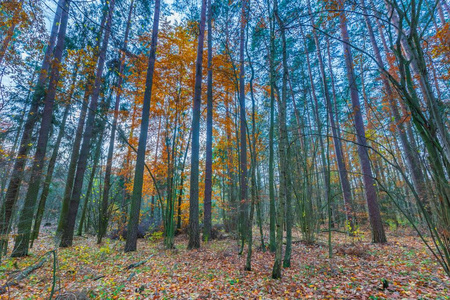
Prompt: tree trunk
<box><xmin>188</xmin><ymin>0</ymin><xmax>207</xmax><ymax>250</ymax></box>
<box><xmin>224</xmin><ymin>96</ymin><xmax>237</xmax><ymax>232</ymax></box>
<box><xmin>203</xmin><ymin>0</ymin><xmax>213</xmax><ymax>242</ymax></box>
<box><xmin>338</xmin><ymin>6</ymin><xmax>386</xmax><ymax>243</ymax></box>
<box><xmin>245</xmin><ymin>25</ymin><xmax>259</xmax><ymax>269</ymax></box>
<box><xmin>98</xmin><ymin>0</ymin><xmax>134</xmax><ymax>244</ymax></box>
<box><xmin>77</xmin><ymin>134</ymin><xmax>103</xmax><ymax>236</ymax></box>
<box><xmin>60</xmin><ymin>0</ymin><xmax>116</xmax><ymax>248</ymax></box>
<box><xmin>11</xmin><ymin>0</ymin><xmax>71</xmax><ymax>257</ymax></box>
<box><xmin>308</xmin><ymin>0</ymin><xmax>354</xmax><ymax>231</ymax></box>
<box><xmin>238</xmin><ymin>0</ymin><xmax>248</xmax><ymax>252</ymax></box>
<box><xmin>272</xmin><ymin>0</ymin><xmax>291</xmax><ymax>277</ymax></box>
<box><xmin>30</xmin><ymin>63</ymin><xmax>78</xmax><ymax>247</ymax></box>
<box><xmin>0</xmin><ymin>0</ymin><xmax>63</xmax><ymax>256</ymax></box>
<box><xmin>276</xmin><ymin>6</ymin><xmax>292</xmax><ymax>269</ymax></box>
<box><xmin>56</xmin><ymin>8</ymin><xmax>108</xmax><ymax>237</ymax></box>
<box><xmin>176</xmin><ymin>132</ymin><xmax>191</xmax><ymax>231</ymax></box>
<box><xmin>362</xmin><ymin>0</ymin><xmax>430</xmax><ymax>215</ymax></box>
<box><xmin>123</xmin><ymin>0</ymin><xmax>160</xmax><ymax>252</ymax></box>
<box><xmin>267</xmin><ymin>0</ymin><xmax>276</xmax><ymax>254</ymax></box>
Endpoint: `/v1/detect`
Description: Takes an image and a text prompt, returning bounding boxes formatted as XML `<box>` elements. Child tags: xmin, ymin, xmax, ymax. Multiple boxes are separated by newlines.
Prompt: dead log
<box><xmin>0</xmin><ymin>254</ymin><xmax>49</xmax><ymax>294</ymax></box>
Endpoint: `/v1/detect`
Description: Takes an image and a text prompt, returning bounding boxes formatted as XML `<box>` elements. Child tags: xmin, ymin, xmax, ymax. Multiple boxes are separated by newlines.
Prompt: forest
<box><xmin>0</xmin><ymin>0</ymin><xmax>449</xmax><ymax>298</ymax></box>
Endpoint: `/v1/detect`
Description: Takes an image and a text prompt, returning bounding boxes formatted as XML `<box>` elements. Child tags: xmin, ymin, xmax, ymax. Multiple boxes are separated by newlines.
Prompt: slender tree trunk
<box><xmin>238</xmin><ymin>0</ymin><xmax>248</xmax><ymax>252</ymax></box>
<box><xmin>0</xmin><ymin>0</ymin><xmax>63</xmax><ymax>256</ymax></box>
<box><xmin>77</xmin><ymin>135</ymin><xmax>103</xmax><ymax>236</ymax></box>
<box><xmin>224</xmin><ymin>96</ymin><xmax>237</xmax><ymax>232</ymax></box>
<box><xmin>338</xmin><ymin>6</ymin><xmax>386</xmax><ymax>243</ymax></box>
<box><xmin>301</xmin><ymin>25</ymin><xmax>327</xmax><ymax>227</ymax></box>
<box><xmin>56</xmin><ymin>8</ymin><xmax>108</xmax><ymax>236</ymax></box>
<box><xmin>245</xmin><ymin>179</ymin><xmax>255</xmax><ymax>271</ymax></box>
<box><xmin>177</xmin><ymin>132</ymin><xmax>191</xmax><ymax>231</ymax></box>
<box><xmin>256</xmin><ymin>166</ymin><xmax>265</xmax><ymax>251</ymax></box>
<box><xmin>272</xmin><ymin>0</ymin><xmax>291</xmax><ymax>277</ymax></box>
<box><xmin>56</xmin><ymin>86</ymin><xmax>89</xmax><ymax>235</ymax></box>
<box><xmin>267</xmin><ymin>0</ymin><xmax>276</xmax><ymax>254</ymax></box>
<box><xmin>98</xmin><ymin>0</ymin><xmax>134</xmax><ymax>244</ymax></box>
<box><xmin>276</xmin><ymin>7</ymin><xmax>292</xmax><ymax>269</ymax></box>
<box><xmin>245</xmin><ymin>26</ymin><xmax>259</xmax><ymax>269</ymax></box>
<box><xmin>203</xmin><ymin>0</ymin><xmax>213</xmax><ymax>242</ymax></box>
<box><xmin>188</xmin><ymin>0</ymin><xmax>207</xmax><ymax>250</ymax></box>
<box><xmin>123</xmin><ymin>0</ymin><xmax>161</xmax><ymax>252</ymax></box>
<box><xmin>11</xmin><ymin>0</ymin><xmax>71</xmax><ymax>257</ymax></box>
<box><xmin>30</xmin><ymin>63</ymin><xmax>78</xmax><ymax>246</ymax></box>
<box><xmin>308</xmin><ymin>1</ymin><xmax>354</xmax><ymax>231</ymax></box>
<box><xmin>362</xmin><ymin>0</ymin><xmax>430</xmax><ymax>215</ymax></box>
<box><xmin>60</xmin><ymin>0</ymin><xmax>116</xmax><ymax>247</ymax></box>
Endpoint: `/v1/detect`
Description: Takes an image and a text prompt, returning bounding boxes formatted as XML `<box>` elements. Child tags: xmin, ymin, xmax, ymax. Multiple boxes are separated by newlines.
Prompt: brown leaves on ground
<box><xmin>0</xmin><ymin>229</ymin><xmax>449</xmax><ymax>299</ymax></box>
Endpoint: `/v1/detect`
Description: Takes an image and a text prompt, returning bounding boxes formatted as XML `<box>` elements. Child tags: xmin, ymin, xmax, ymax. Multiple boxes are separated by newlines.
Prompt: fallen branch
<box><xmin>125</xmin><ymin>255</ymin><xmax>154</xmax><ymax>270</ymax></box>
<box><xmin>126</xmin><ymin>272</ymin><xmax>136</xmax><ymax>281</ymax></box>
<box><xmin>0</xmin><ymin>253</ymin><xmax>49</xmax><ymax>294</ymax></box>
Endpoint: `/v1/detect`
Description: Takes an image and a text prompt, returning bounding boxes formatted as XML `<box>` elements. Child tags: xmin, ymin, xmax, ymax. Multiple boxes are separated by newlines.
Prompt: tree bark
<box><xmin>30</xmin><ymin>62</ymin><xmax>78</xmax><ymax>247</ymax></box>
<box><xmin>98</xmin><ymin>0</ymin><xmax>134</xmax><ymax>244</ymax></box>
<box><xmin>361</xmin><ymin>0</ymin><xmax>430</xmax><ymax>215</ymax></box>
<box><xmin>60</xmin><ymin>0</ymin><xmax>116</xmax><ymax>248</ymax></box>
<box><xmin>338</xmin><ymin>6</ymin><xmax>386</xmax><ymax>243</ymax></box>
<box><xmin>188</xmin><ymin>0</ymin><xmax>207</xmax><ymax>250</ymax></box>
<box><xmin>238</xmin><ymin>0</ymin><xmax>248</xmax><ymax>252</ymax></box>
<box><xmin>272</xmin><ymin>0</ymin><xmax>291</xmax><ymax>278</ymax></box>
<box><xmin>308</xmin><ymin>0</ymin><xmax>354</xmax><ymax>231</ymax></box>
<box><xmin>203</xmin><ymin>0</ymin><xmax>213</xmax><ymax>242</ymax></box>
<box><xmin>12</xmin><ymin>0</ymin><xmax>71</xmax><ymax>257</ymax></box>
<box><xmin>123</xmin><ymin>0</ymin><xmax>161</xmax><ymax>252</ymax></box>
<box><xmin>77</xmin><ymin>134</ymin><xmax>103</xmax><ymax>236</ymax></box>
<box><xmin>267</xmin><ymin>0</ymin><xmax>276</xmax><ymax>254</ymax></box>
<box><xmin>56</xmin><ymin>7</ymin><xmax>108</xmax><ymax>236</ymax></box>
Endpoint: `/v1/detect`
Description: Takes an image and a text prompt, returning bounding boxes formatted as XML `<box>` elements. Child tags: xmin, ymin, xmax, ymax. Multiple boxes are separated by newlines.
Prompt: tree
<box><xmin>11</xmin><ymin>0</ymin><xmax>71</xmax><ymax>257</ymax></box>
<box><xmin>124</xmin><ymin>0</ymin><xmax>161</xmax><ymax>252</ymax></box>
<box><xmin>188</xmin><ymin>0</ymin><xmax>207</xmax><ymax>250</ymax></box>
<box><xmin>0</xmin><ymin>0</ymin><xmax>63</xmax><ymax>256</ymax></box>
<box><xmin>98</xmin><ymin>0</ymin><xmax>135</xmax><ymax>244</ymax></box>
<box><xmin>337</xmin><ymin>2</ymin><xmax>386</xmax><ymax>243</ymax></box>
<box><xmin>238</xmin><ymin>0</ymin><xmax>248</xmax><ymax>254</ymax></box>
<box><xmin>60</xmin><ymin>0</ymin><xmax>117</xmax><ymax>247</ymax></box>
<box><xmin>307</xmin><ymin>0</ymin><xmax>354</xmax><ymax>232</ymax></box>
<box><xmin>203</xmin><ymin>0</ymin><xmax>214</xmax><ymax>242</ymax></box>
<box><xmin>272</xmin><ymin>0</ymin><xmax>291</xmax><ymax>278</ymax></box>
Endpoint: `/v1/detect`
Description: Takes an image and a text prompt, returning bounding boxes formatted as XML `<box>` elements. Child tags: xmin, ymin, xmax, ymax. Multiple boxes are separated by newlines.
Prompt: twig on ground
<box><xmin>125</xmin><ymin>255</ymin><xmax>154</xmax><ymax>270</ymax></box>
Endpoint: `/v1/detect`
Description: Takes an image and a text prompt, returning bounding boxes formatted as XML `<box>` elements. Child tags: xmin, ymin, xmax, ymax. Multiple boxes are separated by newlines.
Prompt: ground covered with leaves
<box><xmin>0</xmin><ymin>228</ymin><xmax>449</xmax><ymax>299</ymax></box>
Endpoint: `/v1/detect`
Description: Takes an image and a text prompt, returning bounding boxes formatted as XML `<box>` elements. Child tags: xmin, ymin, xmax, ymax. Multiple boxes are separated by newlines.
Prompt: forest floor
<box><xmin>0</xmin><ymin>227</ymin><xmax>449</xmax><ymax>299</ymax></box>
